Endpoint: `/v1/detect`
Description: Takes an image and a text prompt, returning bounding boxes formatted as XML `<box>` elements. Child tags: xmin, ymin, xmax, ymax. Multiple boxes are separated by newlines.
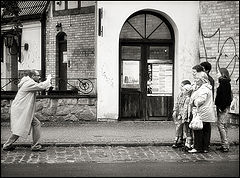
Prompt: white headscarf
<box><xmin>195</xmin><ymin>71</ymin><xmax>209</xmax><ymax>84</ymax></box>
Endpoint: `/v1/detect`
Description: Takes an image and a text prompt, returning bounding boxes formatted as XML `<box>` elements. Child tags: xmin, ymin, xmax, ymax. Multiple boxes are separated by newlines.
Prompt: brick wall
<box><xmin>199</xmin><ymin>1</ymin><xmax>239</xmax><ymax>97</ymax></box>
<box><xmin>45</xmin><ymin>7</ymin><xmax>96</xmax><ymax>86</ymax></box>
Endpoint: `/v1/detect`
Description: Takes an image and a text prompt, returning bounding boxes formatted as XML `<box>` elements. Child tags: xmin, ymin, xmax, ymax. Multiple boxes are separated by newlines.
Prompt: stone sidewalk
<box><xmin>1</xmin><ymin>121</ymin><xmax>239</xmax><ymax>147</ymax></box>
<box><xmin>1</xmin><ymin>121</ymin><xmax>239</xmax><ymax>165</ymax></box>
<box><xmin>1</xmin><ymin>145</ymin><xmax>239</xmax><ymax>164</ymax></box>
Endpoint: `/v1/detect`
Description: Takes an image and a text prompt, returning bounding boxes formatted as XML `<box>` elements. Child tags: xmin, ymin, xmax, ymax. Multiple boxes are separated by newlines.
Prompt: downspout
<box><xmin>40</xmin><ymin>4</ymin><xmax>48</xmax><ymax>95</ymax></box>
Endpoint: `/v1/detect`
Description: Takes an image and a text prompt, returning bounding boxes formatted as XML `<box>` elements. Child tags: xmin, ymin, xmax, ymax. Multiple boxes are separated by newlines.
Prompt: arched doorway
<box><xmin>119</xmin><ymin>10</ymin><xmax>175</xmax><ymax>121</ymax></box>
<box><xmin>56</xmin><ymin>32</ymin><xmax>67</xmax><ymax>90</ymax></box>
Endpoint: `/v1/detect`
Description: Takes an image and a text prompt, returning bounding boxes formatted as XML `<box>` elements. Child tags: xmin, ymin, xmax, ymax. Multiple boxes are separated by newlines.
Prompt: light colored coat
<box><xmin>10</xmin><ymin>76</ymin><xmax>51</xmax><ymax>138</ymax></box>
<box><xmin>173</xmin><ymin>92</ymin><xmax>191</xmax><ymax>123</ymax></box>
<box><xmin>190</xmin><ymin>83</ymin><xmax>216</xmax><ymax>123</ymax></box>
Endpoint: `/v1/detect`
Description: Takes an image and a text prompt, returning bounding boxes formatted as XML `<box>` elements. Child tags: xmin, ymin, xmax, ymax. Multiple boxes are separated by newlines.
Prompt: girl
<box><xmin>215</xmin><ymin>68</ymin><xmax>232</xmax><ymax>152</ymax></box>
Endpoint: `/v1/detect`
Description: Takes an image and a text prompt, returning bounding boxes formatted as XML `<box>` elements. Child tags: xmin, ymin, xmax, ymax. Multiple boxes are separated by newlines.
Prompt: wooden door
<box><xmin>120</xmin><ymin>45</ymin><xmax>146</xmax><ymax>120</ymax></box>
<box><xmin>58</xmin><ymin>40</ymin><xmax>67</xmax><ymax>90</ymax></box>
<box><xmin>146</xmin><ymin>45</ymin><xmax>174</xmax><ymax>120</ymax></box>
<box><xmin>119</xmin><ymin>44</ymin><xmax>174</xmax><ymax>121</ymax></box>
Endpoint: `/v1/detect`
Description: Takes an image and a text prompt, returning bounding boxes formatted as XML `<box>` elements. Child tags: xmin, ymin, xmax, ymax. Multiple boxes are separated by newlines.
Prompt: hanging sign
<box><xmin>63</xmin><ymin>51</ymin><xmax>67</xmax><ymax>63</ymax></box>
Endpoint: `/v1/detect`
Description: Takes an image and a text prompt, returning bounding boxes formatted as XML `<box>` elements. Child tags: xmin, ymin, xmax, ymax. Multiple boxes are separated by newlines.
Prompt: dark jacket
<box><xmin>215</xmin><ymin>77</ymin><xmax>232</xmax><ymax>111</ymax></box>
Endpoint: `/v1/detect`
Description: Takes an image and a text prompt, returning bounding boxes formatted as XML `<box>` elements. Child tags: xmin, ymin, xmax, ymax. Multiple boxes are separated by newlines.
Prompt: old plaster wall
<box><xmin>96</xmin><ymin>1</ymin><xmax>200</xmax><ymax>120</ymax></box>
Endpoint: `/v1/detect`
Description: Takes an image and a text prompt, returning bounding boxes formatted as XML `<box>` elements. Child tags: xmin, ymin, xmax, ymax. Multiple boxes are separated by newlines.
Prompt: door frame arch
<box><xmin>119</xmin><ymin>10</ymin><xmax>175</xmax><ymax>121</ymax></box>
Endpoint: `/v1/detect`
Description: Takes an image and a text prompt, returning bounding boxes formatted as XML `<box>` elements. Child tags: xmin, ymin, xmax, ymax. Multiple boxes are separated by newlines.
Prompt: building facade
<box><xmin>1</xmin><ymin>1</ymin><xmax>239</xmax><ymax>123</ymax></box>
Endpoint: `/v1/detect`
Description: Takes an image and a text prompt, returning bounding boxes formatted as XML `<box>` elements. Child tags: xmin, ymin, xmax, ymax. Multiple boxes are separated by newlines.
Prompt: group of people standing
<box><xmin>2</xmin><ymin>64</ymin><xmax>233</xmax><ymax>153</ymax></box>
<box><xmin>172</xmin><ymin>61</ymin><xmax>233</xmax><ymax>153</ymax></box>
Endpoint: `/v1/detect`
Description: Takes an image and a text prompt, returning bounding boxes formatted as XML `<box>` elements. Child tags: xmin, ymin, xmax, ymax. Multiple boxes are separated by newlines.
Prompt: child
<box><xmin>172</xmin><ymin>80</ymin><xmax>193</xmax><ymax>149</ymax></box>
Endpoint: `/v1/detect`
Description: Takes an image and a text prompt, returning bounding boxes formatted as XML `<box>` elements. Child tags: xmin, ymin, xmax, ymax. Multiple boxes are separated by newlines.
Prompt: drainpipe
<box><xmin>40</xmin><ymin>10</ymin><xmax>46</xmax><ymax>95</ymax></box>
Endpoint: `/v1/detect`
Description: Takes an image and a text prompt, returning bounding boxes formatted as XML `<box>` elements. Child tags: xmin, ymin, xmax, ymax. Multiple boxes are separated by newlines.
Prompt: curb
<box><xmin>1</xmin><ymin>142</ymin><xmax>239</xmax><ymax>148</ymax></box>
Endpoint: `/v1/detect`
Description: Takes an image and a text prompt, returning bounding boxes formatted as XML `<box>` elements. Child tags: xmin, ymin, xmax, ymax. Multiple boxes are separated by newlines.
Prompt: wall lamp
<box><xmin>56</xmin><ymin>22</ymin><xmax>62</xmax><ymax>31</ymax></box>
<box><xmin>4</xmin><ymin>34</ymin><xmax>14</xmax><ymax>48</ymax></box>
<box><xmin>4</xmin><ymin>34</ymin><xmax>19</xmax><ymax>55</ymax></box>
<box><xmin>3</xmin><ymin>28</ymin><xmax>22</xmax><ymax>62</ymax></box>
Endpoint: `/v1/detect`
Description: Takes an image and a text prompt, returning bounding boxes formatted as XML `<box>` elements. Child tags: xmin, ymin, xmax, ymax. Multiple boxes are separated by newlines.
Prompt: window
<box><xmin>54</xmin><ymin>1</ymin><xmax>80</xmax><ymax>11</ymax></box>
<box><xmin>120</xmin><ymin>12</ymin><xmax>172</xmax><ymax>40</ymax></box>
<box><xmin>53</xmin><ymin>1</ymin><xmax>95</xmax><ymax>16</ymax></box>
<box><xmin>68</xmin><ymin>1</ymin><xmax>79</xmax><ymax>9</ymax></box>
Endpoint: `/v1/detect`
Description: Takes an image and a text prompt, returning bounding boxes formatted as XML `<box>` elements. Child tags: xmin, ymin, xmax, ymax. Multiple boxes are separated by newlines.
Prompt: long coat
<box><xmin>190</xmin><ymin>83</ymin><xmax>216</xmax><ymax>123</ymax></box>
<box><xmin>10</xmin><ymin>76</ymin><xmax>51</xmax><ymax>138</ymax></box>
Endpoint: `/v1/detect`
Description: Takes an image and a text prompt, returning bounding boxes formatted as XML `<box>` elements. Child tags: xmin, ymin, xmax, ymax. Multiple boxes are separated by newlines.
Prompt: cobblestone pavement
<box><xmin>1</xmin><ymin>145</ymin><xmax>239</xmax><ymax>164</ymax></box>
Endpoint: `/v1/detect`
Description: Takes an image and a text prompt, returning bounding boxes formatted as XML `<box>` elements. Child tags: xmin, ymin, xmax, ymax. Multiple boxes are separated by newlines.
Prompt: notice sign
<box><xmin>122</xmin><ymin>61</ymin><xmax>140</xmax><ymax>88</ymax></box>
<box><xmin>148</xmin><ymin>63</ymin><xmax>172</xmax><ymax>96</ymax></box>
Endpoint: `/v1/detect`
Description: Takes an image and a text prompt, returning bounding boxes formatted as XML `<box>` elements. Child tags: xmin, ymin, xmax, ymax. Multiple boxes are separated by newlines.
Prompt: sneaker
<box><xmin>31</xmin><ymin>144</ymin><xmax>47</xmax><ymax>152</ymax></box>
<box><xmin>3</xmin><ymin>144</ymin><xmax>16</xmax><ymax>151</ymax></box>
<box><xmin>188</xmin><ymin>148</ymin><xmax>198</xmax><ymax>153</ymax></box>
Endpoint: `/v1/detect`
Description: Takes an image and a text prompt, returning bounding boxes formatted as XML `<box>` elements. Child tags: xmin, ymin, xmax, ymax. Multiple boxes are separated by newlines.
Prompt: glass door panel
<box><xmin>121</xmin><ymin>46</ymin><xmax>141</xmax><ymax>89</ymax></box>
<box><xmin>147</xmin><ymin>63</ymin><xmax>173</xmax><ymax>96</ymax></box>
<box><xmin>121</xmin><ymin>46</ymin><xmax>141</xmax><ymax>60</ymax></box>
<box><xmin>122</xmin><ymin>61</ymin><xmax>140</xmax><ymax>89</ymax></box>
<box><xmin>147</xmin><ymin>46</ymin><xmax>172</xmax><ymax>96</ymax></box>
<box><xmin>147</xmin><ymin>45</ymin><xmax>173</xmax><ymax>120</ymax></box>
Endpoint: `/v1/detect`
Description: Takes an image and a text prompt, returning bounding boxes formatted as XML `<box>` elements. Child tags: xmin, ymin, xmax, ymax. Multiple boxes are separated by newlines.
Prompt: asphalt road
<box><xmin>1</xmin><ymin>161</ymin><xmax>239</xmax><ymax>177</ymax></box>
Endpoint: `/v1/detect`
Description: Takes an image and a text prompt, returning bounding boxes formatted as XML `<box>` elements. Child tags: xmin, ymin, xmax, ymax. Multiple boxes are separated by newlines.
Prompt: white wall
<box><xmin>1</xmin><ymin>21</ymin><xmax>42</xmax><ymax>73</ymax></box>
<box><xmin>97</xmin><ymin>1</ymin><xmax>200</xmax><ymax>120</ymax></box>
<box><xmin>19</xmin><ymin>22</ymin><xmax>42</xmax><ymax>71</ymax></box>
<box><xmin>1</xmin><ymin>21</ymin><xmax>41</xmax><ymax>92</ymax></box>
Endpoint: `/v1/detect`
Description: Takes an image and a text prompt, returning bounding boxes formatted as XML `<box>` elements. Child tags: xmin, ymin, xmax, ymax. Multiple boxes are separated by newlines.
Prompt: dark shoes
<box><xmin>172</xmin><ymin>143</ymin><xmax>178</xmax><ymax>148</ymax></box>
<box><xmin>2</xmin><ymin>144</ymin><xmax>16</xmax><ymax>151</ymax></box>
<box><xmin>3</xmin><ymin>144</ymin><xmax>46</xmax><ymax>152</ymax></box>
<box><xmin>216</xmin><ymin>146</ymin><xmax>223</xmax><ymax>151</ymax></box>
<box><xmin>216</xmin><ymin>146</ymin><xmax>229</xmax><ymax>152</ymax></box>
<box><xmin>31</xmin><ymin>144</ymin><xmax>47</xmax><ymax>152</ymax></box>
<box><xmin>222</xmin><ymin>148</ymin><xmax>229</xmax><ymax>152</ymax></box>
<box><xmin>172</xmin><ymin>142</ymin><xmax>184</xmax><ymax>148</ymax></box>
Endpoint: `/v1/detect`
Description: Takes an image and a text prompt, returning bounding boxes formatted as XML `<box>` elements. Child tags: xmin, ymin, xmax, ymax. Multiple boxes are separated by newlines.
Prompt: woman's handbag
<box><xmin>189</xmin><ymin>112</ymin><xmax>203</xmax><ymax>130</ymax></box>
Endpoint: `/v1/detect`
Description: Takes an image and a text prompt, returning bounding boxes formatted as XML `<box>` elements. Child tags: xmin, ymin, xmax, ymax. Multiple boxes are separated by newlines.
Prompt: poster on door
<box><xmin>122</xmin><ymin>61</ymin><xmax>140</xmax><ymax>88</ymax></box>
<box><xmin>148</xmin><ymin>63</ymin><xmax>172</xmax><ymax>96</ymax></box>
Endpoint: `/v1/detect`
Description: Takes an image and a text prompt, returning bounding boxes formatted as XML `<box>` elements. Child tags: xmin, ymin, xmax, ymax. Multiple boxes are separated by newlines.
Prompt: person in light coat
<box><xmin>188</xmin><ymin>71</ymin><xmax>217</xmax><ymax>153</ymax></box>
<box><xmin>2</xmin><ymin>69</ymin><xmax>52</xmax><ymax>152</ymax></box>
